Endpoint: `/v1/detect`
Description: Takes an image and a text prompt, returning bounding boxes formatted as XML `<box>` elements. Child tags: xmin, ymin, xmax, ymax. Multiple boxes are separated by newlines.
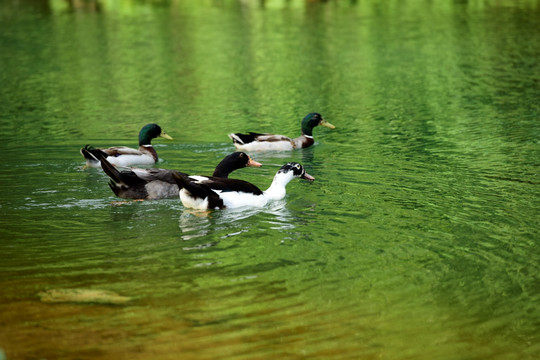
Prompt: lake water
<box><xmin>1</xmin><ymin>0</ymin><xmax>539</xmax><ymax>359</ymax></box>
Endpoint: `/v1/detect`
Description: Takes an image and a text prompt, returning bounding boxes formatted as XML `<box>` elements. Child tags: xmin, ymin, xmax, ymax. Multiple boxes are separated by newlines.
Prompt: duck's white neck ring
<box><xmin>304</xmin><ymin>135</ymin><xmax>313</xmax><ymax>139</ymax></box>
<box><xmin>142</xmin><ymin>144</ymin><xmax>153</xmax><ymax>148</ymax></box>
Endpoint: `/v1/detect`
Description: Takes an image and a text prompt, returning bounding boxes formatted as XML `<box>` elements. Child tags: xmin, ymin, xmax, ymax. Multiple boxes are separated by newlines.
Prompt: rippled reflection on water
<box><xmin>178</xmin><ymin>200</ymin><xmax>294</xmax><ymax>240</ymax></box>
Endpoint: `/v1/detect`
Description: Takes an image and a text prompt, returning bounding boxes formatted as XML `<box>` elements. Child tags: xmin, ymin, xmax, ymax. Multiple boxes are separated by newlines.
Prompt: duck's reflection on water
<box><xmin>178</xmin><ymin>200</ymin><xmax>293</xmax><ymax>242</ymax></box>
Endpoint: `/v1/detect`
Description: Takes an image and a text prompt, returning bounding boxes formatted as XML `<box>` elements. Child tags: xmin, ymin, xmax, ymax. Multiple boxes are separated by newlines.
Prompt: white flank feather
<box><xmin>218</xmin><ymin>191</ymin><xmax>268</xmax><ymax>208</ymax></box>
<box><xmin>106</xmin><ymin>154</ymin><xmax>156</xmax><ymax>167</ymax></box>
<box><xmin>233</xmin><ymin>140</ymin><xmax>294</xmax><ymax>152</ymax></box>
<box><xmin>180</xmin><ymin>189</ymin><xmax>210</xmax><ymax>210</ymax></box>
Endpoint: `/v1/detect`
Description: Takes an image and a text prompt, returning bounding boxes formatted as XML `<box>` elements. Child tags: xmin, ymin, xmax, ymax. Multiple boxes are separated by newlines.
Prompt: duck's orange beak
<box><xmin>247</xmin><ymin>157</ymin><xmax>262</xmax><ymax>167</ymax></box>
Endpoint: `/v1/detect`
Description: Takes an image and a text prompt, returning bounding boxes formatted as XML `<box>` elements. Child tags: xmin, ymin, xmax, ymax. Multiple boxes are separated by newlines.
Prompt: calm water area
<box><xmin>1</xmin><ymin>0</ymin><xmax>539</xmax><ymax>359</ymax></box>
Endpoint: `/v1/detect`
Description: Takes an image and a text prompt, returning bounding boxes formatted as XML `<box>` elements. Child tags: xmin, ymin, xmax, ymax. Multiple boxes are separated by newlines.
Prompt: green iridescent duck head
<box><xmin>301</xmin><ymin>113</ymin><xmax>335</xmax><ymax>136</ymax></box>
<box><xmin>138</xmin><ymin>124</ymin><xmax>173</xmax><ymax>146</ymax></box>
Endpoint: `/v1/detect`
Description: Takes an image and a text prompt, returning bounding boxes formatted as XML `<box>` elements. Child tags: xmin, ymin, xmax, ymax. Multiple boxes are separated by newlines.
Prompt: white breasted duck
<box><xmin>80</xmin><ymin>123</ymin><xmax>173</xmax><ymax>168</ymax></box>
<box><xmin>173</xmin><ymin>162</ymin><xmax>314</xmax><ymax>210</ymax></box>
<box><xmin>99</xmin><ymin>152</ymin><xmax>262</xmax><ymax>200</ymax></box>
<box><xmin>228</xmin><ymin>113</ymin><xmax>335</xmax><ymax>151</ymax></box>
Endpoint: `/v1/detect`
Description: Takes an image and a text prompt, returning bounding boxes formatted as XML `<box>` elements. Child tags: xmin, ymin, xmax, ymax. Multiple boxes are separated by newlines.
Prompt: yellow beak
<box><xmin>320</xmin><ymin>119</ymin><xmax>336</xmax><ymax>129</ymax></box>
<box><xmin>160</xmin><ymin>132</ymin><xmax>173</xmax><ymax>140</ymax></box>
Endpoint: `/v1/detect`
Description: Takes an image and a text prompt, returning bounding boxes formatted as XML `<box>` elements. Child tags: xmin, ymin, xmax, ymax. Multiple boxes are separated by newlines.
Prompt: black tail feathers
<box><xmin>81</xmin><ymin>145</ymin><xmax>108</xmax><ymax>162</ymax></box>
<box><xmin>100</xmin><ymin>155</ymin><xmax>145</xmax><ymax>187</ymax></box>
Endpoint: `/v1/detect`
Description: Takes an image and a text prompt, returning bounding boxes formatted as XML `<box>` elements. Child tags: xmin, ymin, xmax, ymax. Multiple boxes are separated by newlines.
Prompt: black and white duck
<box><xmin>173</xmin><ymin>162</ymin><xmax>314</xmax><ymax>210</ymax></box>
<box><xmin>99</xmin><ymin>152</ymin><xmax>262</xmax><ymax>200</ymax></box>
<box><xmin>80</xmin><ymin>123</ymin><xmax>173</xmax><ymax>168</ymax></box>
<box><xmin>228</xmin><ymin>113</ymin><xmax>335</xmax><ymax>151</ymax></box>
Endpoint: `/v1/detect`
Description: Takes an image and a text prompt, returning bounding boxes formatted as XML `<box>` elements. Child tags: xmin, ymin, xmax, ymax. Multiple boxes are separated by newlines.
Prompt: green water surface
<box><xmin>0</xmin><ymin>1</ymin><xmax>539</xmax><ymax>359</ymax></box>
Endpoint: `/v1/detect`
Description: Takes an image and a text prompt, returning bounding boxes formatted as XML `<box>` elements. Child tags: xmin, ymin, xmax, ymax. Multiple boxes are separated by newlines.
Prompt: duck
<box><xmin>228</xmin><ymin>113</ymin><xmax>335</xmax><ymax>151</ymax></box>
<box><xmin>173</xmin><ymin>162</ymin><xmax>314</xmax><ymax>210</ymax></box>
<box><xmin>80</xmin><ymin>123</ymin><xmax>173</xmax><ymax>168</ymax></box>
<box><xmin>98</xmin><ymin>152</ymin><xmax>262</xmax><ymax>200</ymax></box>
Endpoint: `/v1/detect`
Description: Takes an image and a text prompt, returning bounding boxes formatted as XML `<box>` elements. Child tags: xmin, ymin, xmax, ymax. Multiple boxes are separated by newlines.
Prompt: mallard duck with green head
<box><xmin>228</xmin><ymin>113</ymin><xmax>335</xmax><ymax>151</ymax></box>
<box><xmin>80</xmin><ymin>123</ymin><xmax>173</xmax><ymax>168</ymax></box>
